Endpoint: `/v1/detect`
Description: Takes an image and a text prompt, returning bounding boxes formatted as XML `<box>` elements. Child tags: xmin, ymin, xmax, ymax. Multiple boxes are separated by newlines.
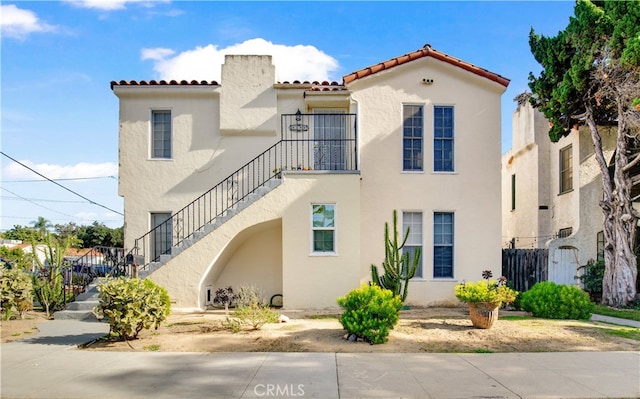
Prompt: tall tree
<box><xmin>529</xmin><ymin>0</ymin><xmax>640</xmax><ymax>306</ymax></box>
<box><xmin>1</xmin><ymin>225</ymin><xmax>42</xmax><ymax>243</ymax></box>
<box><xmin>30</xmin><ymin>216</ymin><xmax>52</xmax><ymax>237</ymax></box>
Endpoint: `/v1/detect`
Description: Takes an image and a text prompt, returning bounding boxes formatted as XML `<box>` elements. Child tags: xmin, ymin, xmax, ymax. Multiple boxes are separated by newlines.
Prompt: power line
<box><xmin>1</xmin><ymin>195</ymin><xmax>88</xmax><ymax>204</ymax></box>
<box><xmin>1</xmin><ymin>152</ymin><xmax>123</xmax><ymax>216</ymax></box>
<box><xmin>3</xmin><ymin>175</ymin><xmax>117</xmax><ymax>183</ymax></box>
<box><xmin>1</xmin><ymin>187</ymin><xmax>78</xmax><ymax>219</ymax></box>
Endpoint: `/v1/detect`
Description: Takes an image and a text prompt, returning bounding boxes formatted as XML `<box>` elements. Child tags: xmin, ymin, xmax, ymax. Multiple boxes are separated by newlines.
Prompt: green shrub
<box><xmin>337</xmin><ymin>284</ymin><xmax>402</xmax><ymax>344</ymax></box>
<box><xmin>520</xmin><ymin>281</ymin><xmax>594</xmax><ymax>320</ymax></box>
<box><xmin>581</xmin><ymin>260</ymin><xmax>605</xmax><ymax>294</ymax></box>
<box><xmin>0</xmin><ymin>269</ymin><xmax>33</xmax><ymax>320</ymax></box>
<box><xmin>225</xmin><ymin>284</ymin><xmax>279</xmax><ymax>331</ymax></box>
<box><xmin>93</xmin><ymin>277</ymin><xmax>171</xmax><ymax>340</ymax></box>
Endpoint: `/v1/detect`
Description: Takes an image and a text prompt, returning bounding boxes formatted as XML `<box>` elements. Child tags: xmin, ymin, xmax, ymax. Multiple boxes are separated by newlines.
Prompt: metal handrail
<box><xmin>130</xmin><ymin>113</ymin><xmax>358</xmax><ymax>270</ymax></box>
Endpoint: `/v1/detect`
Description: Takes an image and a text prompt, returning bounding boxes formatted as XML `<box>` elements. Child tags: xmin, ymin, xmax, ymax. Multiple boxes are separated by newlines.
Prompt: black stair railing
<box><xmin>69</xmin><ymin>246</ymin><xmax>127</xmax><ymax>280</ymax></box>
<box><xmin>130</xmin><ymin>113</ymin><xmax>357</xmax><ymax>270</ymax></box>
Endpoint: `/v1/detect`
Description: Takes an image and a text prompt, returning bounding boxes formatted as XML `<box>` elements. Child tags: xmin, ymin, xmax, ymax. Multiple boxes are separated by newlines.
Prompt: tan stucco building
<box><xmin>113</xmin><ymin>45</ymin><xmax>509</xmax><ymax>311</ymax></box>
<box><xmin>501</xmin><ymin>100</ymin><xmax>618</xmax><ymax>285</ymax></box>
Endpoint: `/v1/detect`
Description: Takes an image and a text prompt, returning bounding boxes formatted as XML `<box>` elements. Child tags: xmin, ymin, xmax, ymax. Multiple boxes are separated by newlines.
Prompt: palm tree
<box><xmin>31</xmin><ymin>216</ymin><xmax>52</xmax><ymax>237</ymax></box>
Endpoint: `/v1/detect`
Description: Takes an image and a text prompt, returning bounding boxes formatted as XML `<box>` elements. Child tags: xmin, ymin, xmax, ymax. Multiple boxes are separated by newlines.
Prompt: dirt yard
<box><xmin>5</xmin><ymin>307</ymin><xmax>636</xmax><ymax>353</ymax></box>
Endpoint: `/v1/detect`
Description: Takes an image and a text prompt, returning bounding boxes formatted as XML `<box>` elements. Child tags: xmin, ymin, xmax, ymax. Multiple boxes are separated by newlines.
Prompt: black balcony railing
<box><xmin>131</xmin><ymin>112</ymin><xmax>357</xmax><ymax>269</ymax></box>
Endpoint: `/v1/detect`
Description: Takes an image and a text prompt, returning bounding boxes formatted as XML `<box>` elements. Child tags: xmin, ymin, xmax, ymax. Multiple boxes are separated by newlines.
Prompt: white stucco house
<box><xmin>113</xmin><ymin>45</ymin><xmax>510</xmax><ymax>311</ymax></box>
<box><xmin>501</xmin><ymin>99</ymin><xmax>620</xmax><ymax>285</ymax></box>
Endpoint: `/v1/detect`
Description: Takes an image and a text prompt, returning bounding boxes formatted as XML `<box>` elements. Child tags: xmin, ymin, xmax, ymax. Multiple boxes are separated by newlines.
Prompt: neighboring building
<box><xmin>8</xmin><ymin>242</ymin><xmax>48</xmax><ymax>271</ymax></box>
<box><xmin>113</xmin><ymin>45</ymin><xmax>509</xmax><ymax>310</ymax></box>
<box><xmin>501</xmin><ymin>99</ymin><xmax>618</xmax><ymax>285</ymax></box>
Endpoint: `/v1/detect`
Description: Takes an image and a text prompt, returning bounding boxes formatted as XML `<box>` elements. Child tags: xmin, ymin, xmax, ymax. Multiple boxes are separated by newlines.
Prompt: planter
<box><xmin>467</xmin><ymin>302</ymin><xmax>500</xmax><ymax>329</ymax></box>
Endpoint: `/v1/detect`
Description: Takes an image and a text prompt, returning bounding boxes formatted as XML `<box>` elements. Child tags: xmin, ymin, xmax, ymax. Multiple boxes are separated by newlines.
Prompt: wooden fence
<box><xmin>502</xmin><ymin>249</ymin><xmax>548</xmax><ymax>292</ymax></box>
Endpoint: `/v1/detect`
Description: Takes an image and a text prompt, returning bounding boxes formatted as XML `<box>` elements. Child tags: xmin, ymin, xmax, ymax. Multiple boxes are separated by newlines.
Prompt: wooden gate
<box><xmin>502</xmin><ymin>249</ymin><xmax>548</xmax><ymax>292</ymax></box>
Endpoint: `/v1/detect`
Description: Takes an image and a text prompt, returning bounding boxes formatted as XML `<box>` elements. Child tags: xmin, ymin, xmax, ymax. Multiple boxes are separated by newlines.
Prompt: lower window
<box><xmin>433</xmin><ymin>212</ymin><xmax>454</xmax><ymax>278</ymax></box>
<box><xmin>312</xmin><ymin>204</ymin><xmax>335</xmax><ymax>253</ymax></box>
<box><xmin>403</xmin><ymin>211</ymin><xmax>423</xmax><ymax>278</ymax></box>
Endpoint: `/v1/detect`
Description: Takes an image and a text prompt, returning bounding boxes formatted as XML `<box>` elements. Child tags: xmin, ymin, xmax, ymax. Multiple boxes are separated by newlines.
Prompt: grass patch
<box><xmin>143</xmin><ymin>344</ymin><xmax>160</xmax><ymax>351</ymax></box>
<box><xmin>11</xmin><ymin>333</ymin><xmax>20</xmax><ymax>337</ymax></box>
<box><xmin>592</xmin><ymin>304</ymin><xmax>640</xmax><ymax>322</ymax></box>
<box><xmin>473</xmin><ymin>348</ymin><xmax>494</xmax><ymax>353</ymax></box>
<box><xmin>308</xmin><ymin>314</ymin><xmax>339</xmax><ymax>320</ymax></box>
<box><xmin>598</xmin><ymin>327</ymin><xmax>640</xmax><ymax>341</ymax></box>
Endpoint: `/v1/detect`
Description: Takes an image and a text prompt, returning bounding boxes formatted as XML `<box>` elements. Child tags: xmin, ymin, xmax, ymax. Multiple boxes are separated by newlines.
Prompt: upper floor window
<box><xmin>403</xmin><ymin>212</ymin><xmax>423</xmax><ymax>278</ymax></box>
<box><xmin>596</xmin><ymin>231</ymin><xmax>604</xmax><ymax>261</ymax></box>
<box><xmin>434</xmin><ymin>106</ymin><xmax>454</xmax><ymax>172</ymax></box>
<box><xmin>511</xmin><ymin>174</ymin><xmax>516</xmax><ymax>211</ymax></box>
<box><xmin>433</xmin><ymin>212</ymin><xmax>454</xmax><ymax>278</ymax></box>
<box><xmin>558</xmin><ymin>227</ymin><xmax>573</xmax><ymax>239</ymax></box>
<box><xmin>403</xmin><ymin>105</ymin><xmax>423</xmax><ymax>171</ymax></box>
<box><xmin>152</xmin><ymin>110</ymin><xmax>172</xmax><ymax>159</ymax></box>
<box><xmin>559</xmin><ymin>145</ymin><xmax>573</xmax><ymax>194</ymax></box>
<box><xmin>312</xmin><ymin>204</ymin><xmax>336</xmax><ymax>253</ymax></box>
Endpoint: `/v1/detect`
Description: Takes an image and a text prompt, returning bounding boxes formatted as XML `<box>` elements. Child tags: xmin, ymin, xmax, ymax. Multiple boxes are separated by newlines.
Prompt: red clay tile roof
<box><xmin>342</xmin><ymin>44</ymin><xmax>510</xmax><ymax>87</ymax></box>
<box><xmin>110</xmin><ymin>80</ymin><xmax>219</xmax><ymax>90</ymax></box>
<box><xmin>111</xmin><ymin>45</ymin><xmax>508</xmax><ymax>91</ymax></box>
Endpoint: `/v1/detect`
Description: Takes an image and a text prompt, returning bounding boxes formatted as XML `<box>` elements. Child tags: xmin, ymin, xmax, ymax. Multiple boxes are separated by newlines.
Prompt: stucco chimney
<box><xmin>220</xmin><ymin>55</ymin><xmax>277</xmax><ymax>135</ymax></box>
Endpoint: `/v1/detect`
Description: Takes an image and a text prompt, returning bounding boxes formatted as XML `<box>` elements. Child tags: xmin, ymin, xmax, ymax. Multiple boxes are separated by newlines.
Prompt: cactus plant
<box><xmin>370</xmin><ymin>210</ymin><xmax>421</xmax><ymax>303</ymax></box>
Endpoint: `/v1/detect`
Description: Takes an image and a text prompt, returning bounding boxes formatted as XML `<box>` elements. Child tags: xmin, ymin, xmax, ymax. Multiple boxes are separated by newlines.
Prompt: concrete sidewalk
<box><xmin>1</xmin><ymin>318</ymin><xmax>639</xmax><ymax>399</ymax></box>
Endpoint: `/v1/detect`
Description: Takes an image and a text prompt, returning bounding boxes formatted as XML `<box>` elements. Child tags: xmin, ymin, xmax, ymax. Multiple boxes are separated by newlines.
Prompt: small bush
<box><xmin>520</xmin><ymin>281</ymin><xmax>594</xmax><ymax>320</ymax></box>
<box><xmin>581</xmin><ymin>259</ymin><xmax>605</xmax><ymax>294</ymax></box>
<box><xmin>225</xmin><ymin>285</ymin><xmax>279</xmax><ymax>331</ymax></box>
<box><xmin>337</xmin><ymin>284</ymin><xmax>402</xmax><ymax>344</ymax></box>
<box><xmin>0</xmin><ymin>269</ymin><xmax>33</xmax><ymax>320</ymax></box>
<box><xmin>93</xmin><ymin>277</ymin><xmax>171</xmax><ymax>340</ymax></box>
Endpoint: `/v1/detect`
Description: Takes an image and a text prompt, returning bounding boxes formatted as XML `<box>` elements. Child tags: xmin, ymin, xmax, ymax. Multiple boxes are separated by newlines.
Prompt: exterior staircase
<box><xmin>139</xmin><ymin>178</ymin><xmax>283</xmax><ymax>278</ymax></box>
<box><xmin>54</xmin><ymin>282</ymin><xmax>101</xmax><ymax>321</ymax></box>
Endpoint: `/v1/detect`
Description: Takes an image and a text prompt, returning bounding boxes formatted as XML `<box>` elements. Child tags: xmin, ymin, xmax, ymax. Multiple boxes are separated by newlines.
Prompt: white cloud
<box><xmin>0</xmin><ymin>4</ymin><xmax>57</xmax><ymax>39</ymax></box>
<box><xmin>141</xmin><ymin>47</ymin><xmax>175</xmax><ymax>61</ymax></box>
<box><xmin>3</xmin><ymin>160</ymin><xmax>118</xmax><ymax>180</ymax></box>
<box><xmin>64</xmin><ymin>0</ymin><xmax>169</xmax><ymax>11</ymax></box>
<box><xmin>143</xmin><ymin>38</ymin><xmax>340</xmax><ymax>82</ymax></box>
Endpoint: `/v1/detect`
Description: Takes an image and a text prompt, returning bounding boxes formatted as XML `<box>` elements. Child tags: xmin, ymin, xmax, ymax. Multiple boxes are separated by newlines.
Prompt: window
<box><xmin>511</xmin><ymin>174</ymin><xmax>516</xmax><ymax>210</ymax></box>
<box><xmin>151</xmin><ymin>212</ymin><xmax>172</xmax><ymax>261</ymax></box>
<box><xmin>403</xmin><ymin>212</ymin><xmax>423</xmax><ymax>278</ymax></box>
<box><xmin>152</xmin><ymin>110</ymin><xmax>172</xmax><ymax>159</ymax></box>
<box><xmin>434</xmin><ymin>106</ymin><xmax>454</xmax><ymax>172</ymax></box>
<box><xmin>403</xmin><ymin>105</ymin><xmax>423</xmax><ymax>171</ymax></box>
<box><xmin>558</xmin><ymin>227</ymin><xmax>573</xmax><ymax>238</ymax></box>
<box><xmin>597</xmin><ymin>231</ymin><xmax>605</xmax><ymax>261</ymax></box>
<box><xmin>312</xmin><ymin>204</ymin><xmax>335</xmax><ymax>253</ymax></box>
<box><xmin>560</xmin><ymin>145</ymin><xmax>573</xmax><ymax>193</ymax></box>
<box><xmin>433</xmin><ymin>212</ymin><xmax>454</xmax><ymax>278</ymax></box>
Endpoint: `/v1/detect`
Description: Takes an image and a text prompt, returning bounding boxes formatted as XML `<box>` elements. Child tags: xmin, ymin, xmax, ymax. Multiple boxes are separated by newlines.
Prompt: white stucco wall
<box><xmin>501</xmin><ymin>103</ymin><xmax>551</xmax><ymax>249</ymax></box>
<box><xmin>348</xmin><ymin>57</ymin><xmax>506</xmax><ymax>306</ymax></box>
<box><xmin>501</xmin><ymin>102</ymin><xmax>618</xmax><ymax>278</ymax></box>
<box><xmin>117</xmin><ymin>53</ymin><xmax>508</xmax><ymax>309</ymax></box>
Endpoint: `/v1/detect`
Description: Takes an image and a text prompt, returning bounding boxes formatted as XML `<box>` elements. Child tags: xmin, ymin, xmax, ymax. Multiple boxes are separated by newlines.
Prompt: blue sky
<box><xmin>1</xmin><ymin>0</ymin><xmax>575</xmax><ymax>234</ymax></box>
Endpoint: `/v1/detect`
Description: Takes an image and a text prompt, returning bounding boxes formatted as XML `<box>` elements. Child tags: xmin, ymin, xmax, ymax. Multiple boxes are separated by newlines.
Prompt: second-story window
<box><xmin>559</xmin><ymin>145</ymin><xmax>573</xmax><ymax>194</ymax></box>
<box><xmin>152</xmin><ymin>110</ymin><xmax>172</xmax><ymax>159</ymax></box>
<box><xmin>434</xmin><ymin>106</ymin><xmax>454</xmax><ymax>172</ymax></box>
<box><xmin>403</xmin><ymin>105</ymin><xmax>423</xmax><ymax>171</ymax></box>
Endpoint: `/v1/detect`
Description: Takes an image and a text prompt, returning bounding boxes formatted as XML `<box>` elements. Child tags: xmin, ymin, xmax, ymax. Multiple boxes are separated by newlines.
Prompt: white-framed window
<box><xmin>311</xmin><ymin>204</ymin><xmax>336</xmax><ymax>253</ymax></box>
<box><xmin>433</xmin><ymin>212</ymin><xmax>454</xmax><ymax>278</ymax></box>
<box><xmin>559</xmin><ymin>144</ymin><xmax>573</xmax><ymax>194</ymax></box>
<box><xmin>150</xmin><ymin>212</ymin><xmax>172</xmax><ymax>261</ymax></box>
<box><xmin>403</xmin><ymin>104</ymin><xmax>424</xmax><ymax>171</ymax></box>
<box><xmin>434</xmin><ymin>106</ymin><xmax>454</xmax><ymax>172</ymax></box>
<box><xmin>151</xmin><ymin>110</ymin><xmax>172</xmax><ymax>159</ymax></box>
<box><xmin>403</xmin><ymin>211</ymin><xmax>423</xmax><ymax>278</ymax></box>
